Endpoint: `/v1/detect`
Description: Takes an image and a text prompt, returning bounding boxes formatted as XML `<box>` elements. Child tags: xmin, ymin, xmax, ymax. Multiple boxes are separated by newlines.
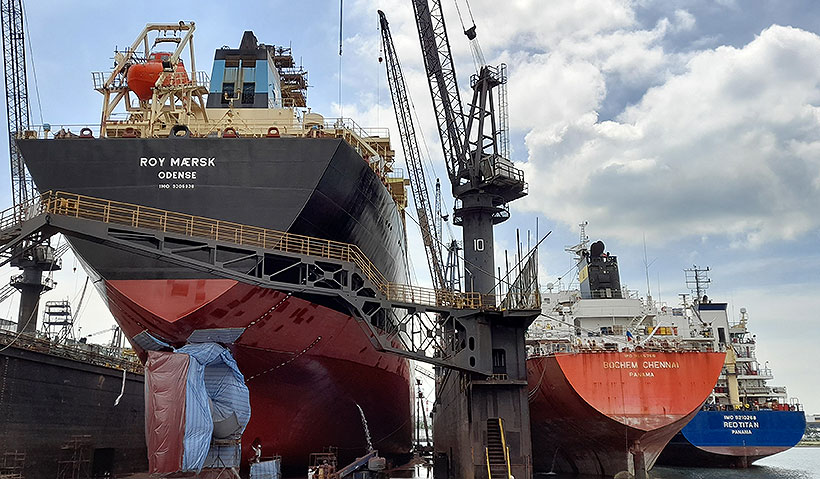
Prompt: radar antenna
<box><xmin>684</xmin><ymin>265</ymin><xmax>711</xmax><ymax>303</ymax></box>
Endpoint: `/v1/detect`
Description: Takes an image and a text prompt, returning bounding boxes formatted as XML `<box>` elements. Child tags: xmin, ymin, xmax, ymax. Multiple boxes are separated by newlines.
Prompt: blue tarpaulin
<box><xmin>177</xmin><ymin>343</ymin><xmax>251</xmax><ymax>472</ymax></box>
<box><xmin>250</xmin><ymin>459</ymin><xmax>282</xmax><ymax>479</ymax></box>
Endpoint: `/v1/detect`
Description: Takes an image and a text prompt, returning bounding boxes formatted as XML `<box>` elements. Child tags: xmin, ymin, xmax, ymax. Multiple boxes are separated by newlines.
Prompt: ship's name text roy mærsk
<box><xmin>140</xmin><ymin>156</ymin><xmax>217</xmax><ymax>182</ymax></box>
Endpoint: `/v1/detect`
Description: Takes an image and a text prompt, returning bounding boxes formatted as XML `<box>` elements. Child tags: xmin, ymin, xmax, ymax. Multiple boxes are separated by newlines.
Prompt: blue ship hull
<box><xmin>656</xmin><ymin>409</ymin><xmax>806</xmax><ymax>467</ymax></box>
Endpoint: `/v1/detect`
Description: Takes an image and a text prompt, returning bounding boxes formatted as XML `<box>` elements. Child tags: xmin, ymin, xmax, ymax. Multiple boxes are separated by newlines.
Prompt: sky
<box><xmin>1</xmin><ymin>0</ymin><xmax>818</xmax><ymax>413</ymax></box>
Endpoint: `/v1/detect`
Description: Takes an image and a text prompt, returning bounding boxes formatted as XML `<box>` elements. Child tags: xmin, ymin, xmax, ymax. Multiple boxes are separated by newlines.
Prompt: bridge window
<box><xmin>241</xmin><ymin>66</ymin><xmax>256</xmax><ymax>104</ymax></box>
<box><xmin>222</xmin><ymin>66</ymin><xmax>238</xmax><ymax>104</ymax></box>
<box><xmin>242</xmin><ymin>83</ymin><xmax>255</xmax><ymax>104</ymax></box>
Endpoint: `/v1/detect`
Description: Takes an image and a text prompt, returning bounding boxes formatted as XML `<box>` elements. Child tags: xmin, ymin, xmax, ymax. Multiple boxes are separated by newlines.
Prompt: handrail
<box><xmin>499</xmin><ymin>418</ymin><xmax>512</xmax><ymax>478</ymax></box>
<box><xmin>11</xmin><ymin>191</ymin><xmax>492</xmax><ymax>310</ymax></box>
<box><xmin>0</xmin><ymin>328</ymin><xmax>143</xmax><ymax>374</ymax></box>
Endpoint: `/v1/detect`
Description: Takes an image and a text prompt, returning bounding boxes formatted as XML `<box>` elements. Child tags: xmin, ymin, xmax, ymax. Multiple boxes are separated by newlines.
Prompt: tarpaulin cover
<box><xmin>177</xmin><ymin>342</ymin><xmax>251</xmax><ymax>471</ymax></box>
<box><xmin>144</xmin><ymin>343</ymin><xmax>250</xmax><ymax>473</ymax></box>
<box><xmin>250</xmin><ymin>459</ymin><xmax>282</xmax><ymax>479</ymax></box>
<box><xmin>145</xmin><ymin>351</ymin><xmax>190</xmax><ymax>473</ymax></box>
<box><xmin>203</xmin><ymin>441</ymin><xmax>242</xmax><ymax>468</ymax></box>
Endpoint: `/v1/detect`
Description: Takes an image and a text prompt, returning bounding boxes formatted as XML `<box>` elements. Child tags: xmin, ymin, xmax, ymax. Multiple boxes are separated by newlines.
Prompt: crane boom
<box><xmin>378</xmin><ymin>10</ymin><xmax>446</xmax><ymax>291</ymax></box>
<box><xmin>410</xmin><ymin>0</ymin><xmax>467</xmax><ymax>186</ymax></box>
<box><xmin>1</xmin><ymin>0</ymin><xmax>33</xmax><ymax>212</ymax></box>
<box><xmin>411</xmin><ymin>0</ymin><xmax>526</xmax><ymax>296</ymax></box>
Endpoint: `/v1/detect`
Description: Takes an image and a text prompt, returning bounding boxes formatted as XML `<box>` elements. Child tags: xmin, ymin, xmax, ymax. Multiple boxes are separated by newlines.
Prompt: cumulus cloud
<box><xmin>346</xmin><ymin>1</ymin><xmax>820</xmax><ymax>250</ymax></box>
<box><xmin>518</xmin><ymin>25</ymin><xmax>820</xmax><ymax>247</ymax></box>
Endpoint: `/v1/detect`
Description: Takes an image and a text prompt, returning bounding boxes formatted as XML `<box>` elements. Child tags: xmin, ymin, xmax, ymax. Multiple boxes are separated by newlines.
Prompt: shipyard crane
<box><xmin>1</xmin><ymin>0</ymin><xmax>33</xmax><ymax>210</ymax></box>
<box><xmin>434</xmin><ymin>179</ymin><xmax>443</xmax><ymax>250</ymax></box>
<box><xmin>451</xmin><ymin>0</ymin><xmax>510</xmax><ymax>159</ymax></box>
<box><xmin>378</xmin><ymin>10</ymin><xmax>446</xmax><ymax>291</ymax></box>
<box><xmin>406</xmin><ymin>2</ymin><xmax>537</xmax><ymax>478</ymax></box>
<box><xmin>81</xmin><ymin>325</ymin><xmax>124</xmax><ymax>352</ymax></box>
<box><xmin>1</xmin><ymin>0</ymin><xmax>61</xmax><ymax>333</ymax></box>
<box><xmin>0</xmin><ymin>241</ymin><xmax>68</xmax><ymax>305</ymax></box>
<box><xmin>434</xmin><ymin>178</ymin><xmax>465</xmax><ymax>292</ymax></box>
<box><xmin>411</xmin><ymin>0</ymin><xmax>526</xmax><ymax>297</ymax></box>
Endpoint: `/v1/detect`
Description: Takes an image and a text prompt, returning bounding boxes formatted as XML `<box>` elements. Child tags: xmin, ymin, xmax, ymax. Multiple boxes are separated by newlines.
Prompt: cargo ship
<box><xmin>0</xmin><ymin>321</ymin><xmax>146</xmax><ymax>478</ymax></box>
<box><xmin>526</xmin><ymin>238</ymin><xmax>725</xmax><ymax>476</ymax></box>
<box><xmin>656</xmin><ymin>300</ymin><xmax>807</xmax><ymax>467</ymax></box>
<box><xmin>15</xmin><ymin>24</ymin><xmax>413</xmax><ymax>472</ymax></box>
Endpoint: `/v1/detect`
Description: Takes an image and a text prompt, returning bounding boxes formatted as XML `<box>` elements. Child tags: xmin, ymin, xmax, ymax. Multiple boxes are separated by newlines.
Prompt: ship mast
<box><xmin>685</xmin><ymin>265</ymin><xmax>711</xmax><ymax>303</ymax></box>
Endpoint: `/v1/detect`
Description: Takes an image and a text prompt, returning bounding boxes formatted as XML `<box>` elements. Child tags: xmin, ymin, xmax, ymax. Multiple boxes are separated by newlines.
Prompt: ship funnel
<box><xmin>589</xmin><ymin>240</ymin><xmax>605</xmax><ymax>257</ymax></box>
<box><xmin>239</xmin><ymin>31</ymin><xmax>259</xmax><ymax>49</ymax></box>
<box><xmin>579</xmin><ymin>240</ymin><xmax>622</xmax><ymax>299</ymax></box>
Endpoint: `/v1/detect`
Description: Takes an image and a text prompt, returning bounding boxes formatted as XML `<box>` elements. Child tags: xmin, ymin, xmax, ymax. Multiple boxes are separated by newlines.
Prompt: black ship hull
<box><xmin>0</xmin><ymin>336</ymin><xmax>146</xmax><ymax>478</ymax></box>
<box><xmin>18</xmin><ymin>137</ymin><xmax>406</xmax><ymax>281</ymax></box>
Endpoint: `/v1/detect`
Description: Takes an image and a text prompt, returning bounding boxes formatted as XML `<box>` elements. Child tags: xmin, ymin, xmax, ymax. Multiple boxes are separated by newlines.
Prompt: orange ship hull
<box><xmin>527</xmin><ymin>350</ymin><xmax>725</xmax><ymax>475</ymax></box>
<box><xmin>103</xmin><ymin>278</ymin><xmax>413</xmax><ymax>474</ymax></box>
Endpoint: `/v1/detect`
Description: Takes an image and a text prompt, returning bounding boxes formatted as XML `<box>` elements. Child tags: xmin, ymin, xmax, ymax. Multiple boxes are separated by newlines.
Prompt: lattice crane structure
<box><xmin>378</xmin><ymin>11</ymin><xmax>446</xmax><ymax>291</ymax></box>
<box><xmin>1</xmin><ymin>0</ymin><xmax>60</xmax><ymax>333</ymax></box>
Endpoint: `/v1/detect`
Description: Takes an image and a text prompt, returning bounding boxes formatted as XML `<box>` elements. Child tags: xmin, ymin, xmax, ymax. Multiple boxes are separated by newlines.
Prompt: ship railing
<box><xmin>321</xmin><ymin>118</ymin><xmax>394</xmax><ymax>173</ymax></box>
<box><xmin>740</xmin><ymin>385</ymin><xmax>774</xmax><ymax>394</ymax></box>
<box><xmin>324</xmin><ymin>117</ymin><xmax>389</xmax><ymax>140</ymax></box>
<box><xmin>384</xmin><ymin>283</ymin><xmax>487</xmax><ymax>310</ymax></box>
<box><xmin>92</xmin><ymin>71</ymin><xmax>126</xmax><ymax>90</ymax></box>
<box><xmin>0</xmin><ymin>328</ymin><xmax>143</xmax><ymax>373</ymax></box>
<box><xmin>527</xmin><ymin>336</ymin><xmax>725</xmax><ymax>356</ymax></box>
<box><xmin>21</xmin><ymin>118</ymin><xmax>387</xmax><ymax>146</ymax></box>
<box><xmin>33</xmin><ymin>191</ymin><xmax>491</xmax><ymax>310</ymax></box>
<box><xmin>0</xmin><ymin>195</ymin><xmax>35</xmax><ymax>231</ymax></box>
<box><xmin>92</xmin><ymin>70</ymin><xmax>210</xmax><ymax>91</ymax></box>
<box><xmin>14</xmin><ymin>124</ymin><xmax>103</xmax><ymax>140</ymax></box>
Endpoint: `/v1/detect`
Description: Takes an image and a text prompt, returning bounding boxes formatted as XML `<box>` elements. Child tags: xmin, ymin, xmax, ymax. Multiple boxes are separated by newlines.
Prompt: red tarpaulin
<box><xmin>145</xmin><ymin>351</ymin><xmax>189</xmax><ymax>473</ymax></box>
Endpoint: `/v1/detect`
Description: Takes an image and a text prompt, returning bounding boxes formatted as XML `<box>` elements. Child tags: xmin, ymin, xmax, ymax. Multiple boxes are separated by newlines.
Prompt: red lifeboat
<box><xmin>126</xmin><ymin>52</ymin><xmax>190</xmax><ymax>101</ymax></box>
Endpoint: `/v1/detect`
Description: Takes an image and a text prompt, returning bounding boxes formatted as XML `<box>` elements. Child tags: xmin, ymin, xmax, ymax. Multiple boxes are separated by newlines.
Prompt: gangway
<box><xmin>0</xmin><ymin>191</ymin><xmax>539</xmax><ymax>375</ymax></box>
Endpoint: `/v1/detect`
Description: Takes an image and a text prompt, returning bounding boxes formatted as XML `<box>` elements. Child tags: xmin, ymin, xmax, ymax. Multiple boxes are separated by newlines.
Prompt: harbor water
<box><xmin>523</xmin><ymin>447</ymin><xmax>820</xmax><ymax>479</ymax></box>
<box><xmin>652</xmin><ymin>446</ymin><xmax>820</xmax><ymax>478</ymax></box>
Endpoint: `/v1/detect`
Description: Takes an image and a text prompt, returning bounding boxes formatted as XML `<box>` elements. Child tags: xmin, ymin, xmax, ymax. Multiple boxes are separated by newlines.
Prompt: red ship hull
<box><xmin>527</xmin><ymin>350</ymin><xmax>725</xmax><ymax>475</ymax></box>
<box><xmin>103</xmin><ymin>278</ymin><xmax>413</xmax><ymax>472</ymax></box>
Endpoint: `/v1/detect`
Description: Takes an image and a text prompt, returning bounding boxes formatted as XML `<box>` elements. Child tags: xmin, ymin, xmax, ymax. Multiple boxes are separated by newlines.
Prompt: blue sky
<box><xmin>2</xmin><ymin>0</ymin><xmax>819</xmax><ymax>413</ymax></box>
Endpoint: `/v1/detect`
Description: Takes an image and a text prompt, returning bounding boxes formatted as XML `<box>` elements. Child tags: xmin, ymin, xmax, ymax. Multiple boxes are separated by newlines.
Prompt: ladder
<box><xmin>485</xmin><ymin>418</ymin><xmax>511</xmax><ymax>479</ymax></box>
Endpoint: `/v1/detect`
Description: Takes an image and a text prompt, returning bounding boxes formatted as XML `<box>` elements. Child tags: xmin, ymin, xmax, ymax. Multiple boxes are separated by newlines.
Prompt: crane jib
<box><xmin>378</xmin><ymin>10</ymin><xmax>447</xmax><ymax>291</ymax></box>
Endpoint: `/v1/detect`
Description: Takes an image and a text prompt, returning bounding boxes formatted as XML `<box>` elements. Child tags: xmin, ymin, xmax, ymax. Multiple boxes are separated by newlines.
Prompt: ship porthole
<box><xmin>469</xmin><ymin>337</ymin><xmax>475</xmax><ymax>351</ymax></box>
<box><xmin>469</xmin><ymin>356</ymin><xmax>475</xmax><ymax>367</ymax></box>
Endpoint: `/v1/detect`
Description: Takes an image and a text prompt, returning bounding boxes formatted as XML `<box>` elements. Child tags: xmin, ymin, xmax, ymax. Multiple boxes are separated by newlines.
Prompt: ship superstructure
<box><xmin>89</xmin><ymin>26</ymin><xmax>405</xmax><ymax>207</ymax></box>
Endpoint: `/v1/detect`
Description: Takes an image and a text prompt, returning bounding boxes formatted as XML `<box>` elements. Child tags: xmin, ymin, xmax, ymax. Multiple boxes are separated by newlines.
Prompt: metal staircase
<box><xmin>485</xmin><ymin>418</ymin><xmax>511</xmax><ymax>479</ymax></box>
